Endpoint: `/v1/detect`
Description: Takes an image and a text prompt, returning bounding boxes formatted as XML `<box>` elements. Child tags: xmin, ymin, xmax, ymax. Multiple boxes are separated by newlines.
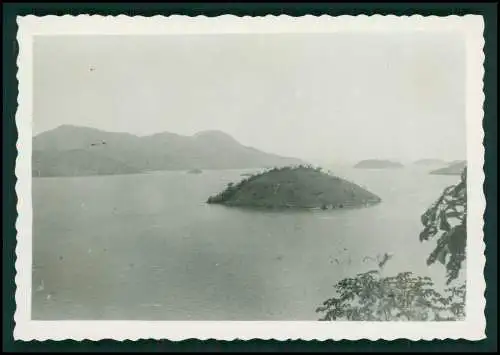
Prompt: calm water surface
<box><xmin>32</xmin><ymin>167</ymin><xmax>460</xmax><ymax>320</ymax></box>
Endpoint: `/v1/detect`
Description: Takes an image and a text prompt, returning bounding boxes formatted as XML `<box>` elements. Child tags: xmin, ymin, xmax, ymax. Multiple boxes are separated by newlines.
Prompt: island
<box><xmin>354</xmin><ymin>159</ymin><xmax>404</xmax><ymax>169</ymax></box>
<box><xmin>206</xmin><ymin>165</ymin><xmax>382</xmax><ymax>210</ymax></box>
<box><xmin>429</xmin><ymin>160</ymin><xmax>466</xmax><ymax>175</ymax></box>
<box><xmin>187</xmin><ymin>169</ymin><xmax>203</xmax><ymax>174</ymax></box>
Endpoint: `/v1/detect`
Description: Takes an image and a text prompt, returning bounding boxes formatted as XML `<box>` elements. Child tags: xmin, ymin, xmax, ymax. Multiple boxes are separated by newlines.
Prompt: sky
<box><xmin>33</xmin><ymin>33</ymin><xmax>466</xmax><ymax>164</ymax></box>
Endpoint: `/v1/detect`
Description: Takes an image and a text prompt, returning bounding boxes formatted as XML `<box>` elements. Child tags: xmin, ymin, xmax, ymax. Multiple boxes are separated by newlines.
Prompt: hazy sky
<box><xmin>33</xmin><ymin>33</ymin><xmax>466</xmax><ymax>164</ymax></box>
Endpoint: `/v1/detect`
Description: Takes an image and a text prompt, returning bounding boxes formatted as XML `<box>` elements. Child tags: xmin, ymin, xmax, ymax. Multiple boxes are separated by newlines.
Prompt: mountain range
<box><xmin>32</xmin><ymin>125</ymin><xmax>304</xmax><ymax>177</ymax></box>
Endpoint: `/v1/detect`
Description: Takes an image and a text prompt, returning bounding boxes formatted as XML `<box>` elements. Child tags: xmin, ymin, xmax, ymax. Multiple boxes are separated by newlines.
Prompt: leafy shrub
<box><xmin>420</xmin><ymin>168</ymin><xmax>467</xmax><ymax>284</ymax></box>
<box><xmin>316</xmin><ymin>270</ymin><xmax>466</xmax><ymax>321</ymax></box>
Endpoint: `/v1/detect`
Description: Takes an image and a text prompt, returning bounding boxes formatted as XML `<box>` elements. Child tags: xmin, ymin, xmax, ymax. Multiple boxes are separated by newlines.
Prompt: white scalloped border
<box><xmin>14</xmin><ymin>14</ymin><xmax>486</xmax><ymax>341</ymax></box>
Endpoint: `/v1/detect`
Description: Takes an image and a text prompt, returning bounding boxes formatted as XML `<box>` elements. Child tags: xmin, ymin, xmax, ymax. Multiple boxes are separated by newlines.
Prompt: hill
<box><xmin>32</xmin><ymin>149</ymin><xmax>141</xmax><ymax>177</ymax></box>
<box><xmin>32</xmin><ymin>125</ymin><xmax>304</xmax><ymax>177</ymax></box>
<box><xmin>429</xmin><ymin>160</ymin><xmax>467</xmax><ymax>175</ymax></box>
<box><xmin>207</xmin><ymin>165</ymin><xmax>382</xmax><ymax>210</ymax></box>
<box><xmin>354</xmin><ymin>159</ymin><xmax>404</xmax><ymax>169</ymax></box>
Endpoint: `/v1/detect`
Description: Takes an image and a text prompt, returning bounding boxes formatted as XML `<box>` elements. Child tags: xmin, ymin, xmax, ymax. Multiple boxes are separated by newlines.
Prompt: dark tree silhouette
<box><xmin>420</xmin><ymin>168</ymin><xmax>467</xmax><ymax>284</ymax></box>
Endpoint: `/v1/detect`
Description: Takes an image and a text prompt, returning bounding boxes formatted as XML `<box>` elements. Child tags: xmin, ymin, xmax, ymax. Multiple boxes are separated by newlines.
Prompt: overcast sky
<box><xmin>33</xmin><ymin>33</ymin><xmax>466</xmax><ymax>164</ymax></box>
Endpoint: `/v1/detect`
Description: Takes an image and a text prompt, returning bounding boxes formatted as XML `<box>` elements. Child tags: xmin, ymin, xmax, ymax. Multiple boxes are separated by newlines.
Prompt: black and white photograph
<box><xmin>14</xmin><ymin>15</ymin><xmax>486</xmax><ymax>341</ymax></box>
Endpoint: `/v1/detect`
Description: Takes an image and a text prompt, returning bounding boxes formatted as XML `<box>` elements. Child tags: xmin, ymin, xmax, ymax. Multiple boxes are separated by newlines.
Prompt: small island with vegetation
<box><xmin>187</xmin><ymin>168</ymin><xmax>203</xmax><ymax>174</ymax></box>
<box><xmin>354</xmin><ymin>159</ymin><xmax>404</xmax><ymax>169</ymax></box>
<box><xmin>429</xmin><ymin>160</ymin><xmax>466</xmax><ymax>175</ymax></box>
<box><xmin>207</xmin><ymin>165</ymin><xmax>381</xmax><ymax>210</ymax></box>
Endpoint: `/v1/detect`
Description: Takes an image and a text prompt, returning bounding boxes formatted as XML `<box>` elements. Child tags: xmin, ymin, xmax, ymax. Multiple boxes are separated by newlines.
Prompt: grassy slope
<box><xmin>207</xmin><ymin>166</ymin><xmax>381</xmax><ymax>209</ymax></box>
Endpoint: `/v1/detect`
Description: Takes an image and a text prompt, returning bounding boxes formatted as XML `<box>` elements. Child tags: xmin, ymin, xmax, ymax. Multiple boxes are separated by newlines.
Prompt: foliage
<box><xmin>420</xmin><ymin>168</ymin><xmax>467</xmax><ymax>284</ymax></box>
<box><xmin>316</xmin><ymin>270</ymin><xmax>466</xmax><ymax>321</ymax></box>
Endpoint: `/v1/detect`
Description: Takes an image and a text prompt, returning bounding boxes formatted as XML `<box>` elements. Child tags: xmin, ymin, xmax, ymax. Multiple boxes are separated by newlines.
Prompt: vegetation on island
<box><xmin>207</xmin><ymin>165</ymin><xmax>382</xmax><ymax>210</ymax></box>
<box><xmin>354</xmin><ymin>159</ymin><xmax>404</xmax><ymax>169</ymax></box>
<box><xmin>187</xmin><ymin>168</ymin><xmax>203</xmax><ymax>174</ymax></box>
<box><xmin>316</xmin><ymin>168</ymin><xmax>467</xmax><ymax>321</ymax></box>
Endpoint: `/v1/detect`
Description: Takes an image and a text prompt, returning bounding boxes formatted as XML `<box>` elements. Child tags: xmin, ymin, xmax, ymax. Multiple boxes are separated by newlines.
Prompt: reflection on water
<box><xmin>32</xmin><ymin>166</ymin><xmax>459</xmax><ymax>320</ymax></box>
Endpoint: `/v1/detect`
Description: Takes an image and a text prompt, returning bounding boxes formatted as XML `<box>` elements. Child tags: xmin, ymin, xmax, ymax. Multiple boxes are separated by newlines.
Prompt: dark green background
<box><xmin>3</xmin><ymin>2</ymin><xmax>497</xmax><ymax>352</ymax></box>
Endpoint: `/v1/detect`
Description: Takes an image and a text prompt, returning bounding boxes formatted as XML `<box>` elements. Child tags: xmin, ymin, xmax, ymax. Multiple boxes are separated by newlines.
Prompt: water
<box><xmin>32</xmin><ymin>166</ymin><xmax>460</xmax><ymax>320</ymax></box>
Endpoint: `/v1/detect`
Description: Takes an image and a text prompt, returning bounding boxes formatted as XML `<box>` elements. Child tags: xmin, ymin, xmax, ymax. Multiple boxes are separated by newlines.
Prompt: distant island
<box><xmin>207</xmin><ymin>165</ymin><xmax>382</xmax><ymax>210</ymax></box>
<box><xmin>32</xmin><ymin>125</ymin><xmax>304</xmax><ymax>177</ymax></box>
<box><xmin>354</xmin><ymin>159</ymin><xmax>404</xmax><ymax>169</ymax></box>
<box><xmin>187</xmin><ymin>169</ymin><xmax>203</xmax><ymax>174</ymax></box>
<box><xmin>413</xmin><ymin>159</ymin><xmax>447</xmax><ymax>167</ymax></box>
<box><xmin>429</xmin><ymin>160</ymin><xmax>467</xmax><ymax>175</ymax></box>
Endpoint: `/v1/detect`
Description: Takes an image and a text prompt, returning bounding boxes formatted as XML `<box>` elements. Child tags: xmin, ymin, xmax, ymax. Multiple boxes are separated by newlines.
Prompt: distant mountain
<box><xmin>32</xmin><ymin>125</ymin><xmax>304</xmax><ymax>177</ymax></box>
<box><xmin>32</xmin><ymin>149</ymin><xmax>142</xmax><ymax>177</ymax></box>
<box><xmin>354</xmin><ymin>159</ymin><xmax>404</xmax><ymax>169</ymax></box>
<box><xmin>429</xmin><ymin>160</ymin><xmax>467</xmax><ymax>176</ymax></box>
<box><xmin>413</xmin><ymin>159</ymin><xmax>447</xmax><ymax>167</ymax></box>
